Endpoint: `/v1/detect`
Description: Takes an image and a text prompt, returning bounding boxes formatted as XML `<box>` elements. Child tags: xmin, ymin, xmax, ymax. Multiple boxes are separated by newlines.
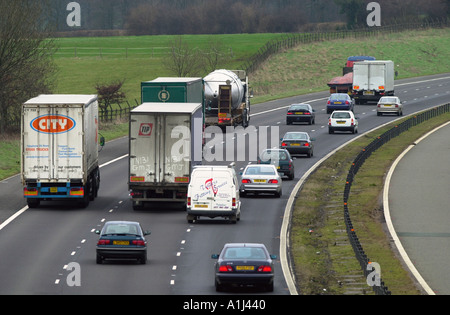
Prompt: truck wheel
<box><xmin>27</xmin><ymin>198</ymin><xmax>40</xmax><ymax>208</ymax></box>
<box><xmin>132</xmin><ymin>201</ymin><xmax>144</xmax><ymax>211</ymax></box>
<box><xmin>80</xmin><ymin>183</ymin><xmax>90</xmax><ymax>208</ymax></box>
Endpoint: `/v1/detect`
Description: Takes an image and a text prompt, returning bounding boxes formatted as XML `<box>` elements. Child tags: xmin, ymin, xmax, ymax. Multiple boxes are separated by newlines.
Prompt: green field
<box><xmin>53</xmin><ymin>33</ymin><xmax>283</xmax><ymax>103</ymax></box>
<box><xmin>52</xmin><ymin>28</ymin><xmax>450</xmax><ymax>106</ymax></box>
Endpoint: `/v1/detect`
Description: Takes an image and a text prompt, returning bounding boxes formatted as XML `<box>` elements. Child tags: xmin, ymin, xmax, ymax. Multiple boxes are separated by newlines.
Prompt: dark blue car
<box><xmin>326</xmin><ymin>93</ymin><xmax>355</xmax><ymax>114</ymax></box>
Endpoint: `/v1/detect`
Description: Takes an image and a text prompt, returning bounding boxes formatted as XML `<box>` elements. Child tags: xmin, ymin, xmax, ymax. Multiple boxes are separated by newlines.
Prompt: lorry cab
<box><xmin>186</xmin><ymin>163</ymin><xmax>241</xmax><ymax>223</ymax></box>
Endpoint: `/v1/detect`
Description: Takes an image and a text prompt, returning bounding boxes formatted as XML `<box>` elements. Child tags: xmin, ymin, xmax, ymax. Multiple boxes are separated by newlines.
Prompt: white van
<box><xmin>186</xmin><ymin>163</ymin><xmax>241</xmax><ymax>223</ymax></box>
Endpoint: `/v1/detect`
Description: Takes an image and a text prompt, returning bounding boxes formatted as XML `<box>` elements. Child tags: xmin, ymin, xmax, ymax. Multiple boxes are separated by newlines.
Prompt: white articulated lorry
<box><xmin>21</xmin><ymin>95</ymin><xmax>102</xmax><ymax>208</ymax></box>
<box><xmin>128</xmin><ymin>102</ymin><xmax>203</xmax><ymax>210</ymax></box>
<box><xmin>352</xmin><ymin>60</ymin><xmax>395</xmax><ymax>104</ymax></box>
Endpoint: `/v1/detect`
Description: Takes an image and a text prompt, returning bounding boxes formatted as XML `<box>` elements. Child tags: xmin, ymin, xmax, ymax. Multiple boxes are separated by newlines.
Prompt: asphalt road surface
<box><xmin>0</xmin><ymin>73</ymin><xmax>449</xmax><ymax>296</ymax></box>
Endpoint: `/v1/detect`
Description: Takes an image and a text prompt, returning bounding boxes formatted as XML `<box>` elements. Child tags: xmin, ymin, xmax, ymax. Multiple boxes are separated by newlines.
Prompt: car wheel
<box><xmin>96</xmin><ymin>254</ymin><xmax>103</xmax><ymax>264</ymax></box>
<box><xmin>265</xmin><ymin>282</ymin><xmax>274</xmax><ymax>292</ymax></box>
<box><xmin>187</xmin><ymin>214</ymin><xmax>195</xmax><ymax>223</ymax></box>
<box><xmin>215</xmin><ymin>279</ymin><xmax>224</xmax><ymax>292</ymax></box>
<box><xmin>328</xmin><ymin>128</ymin><xmax>334</xmax><ymax>134</ymax></box>
<box><xmin>286</xmin><ymin>119</ymin><xmax>291</xmax><ymax>125</ymax></box>
<box><xmin>139</xmin><ymin>253</ymin><xmax>147</xmax><ymax>264</ymax></box>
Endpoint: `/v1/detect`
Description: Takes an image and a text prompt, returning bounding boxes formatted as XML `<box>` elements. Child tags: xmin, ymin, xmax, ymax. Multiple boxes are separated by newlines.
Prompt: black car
<box><xmin>286</xmin><ymin>103</ymin><xmax>315</xmax><ymax>125</ymax></box>
<box><xmin>281</xmin><ymin>131</ymin><xmax>314</xmax><ymax>157</ymax></box>
<box><xmin>258</xmin><ymin>148</ymin><xmax>295</xmax><ymax>180</ymax></box>
<box><xmin>96</xmin><ymin>221</ymin><xmax>151</xmax><ymax>264</ymax></box>
<box><xmin>212</xmin><ymin>243</ymin><xmax>277</xmax><ymax>292</ymax></box>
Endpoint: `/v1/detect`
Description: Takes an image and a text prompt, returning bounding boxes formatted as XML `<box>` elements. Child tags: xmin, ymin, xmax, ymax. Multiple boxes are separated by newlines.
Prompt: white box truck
<box><xmin>128</xmin><ymin>102</ymin><xmax>203</xmax><ymax>210</ymax></box>
<box><xmin>21</xmin><ymin>95</ymin><xmax>101</xmax><ymax>208</ymax></box>
<box><xmin>352</xmin><ymin>60</ymin><xmax>395</xmax><ymax>104</ymax></box>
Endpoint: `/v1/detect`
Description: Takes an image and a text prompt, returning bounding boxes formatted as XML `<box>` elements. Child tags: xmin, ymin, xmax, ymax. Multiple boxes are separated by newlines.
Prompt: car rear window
<box><xmin>223</xmin><ymin>247</ymin><xmax>268</xmax><ymax>260</ymax></box>
<box><xmin>330</xmin><ymin>94</ymin><xmax>348</xmax><ymax>101</ymax></box>
<box><xmin>332</xmin><ymin>112</ymin><xmax>351</xmax><ymax>119</ymax></box>
<box><xmin>290</xmin><ymin>105</ymin><xmax>309</xmax><ymax>111</ymax></box>
<box><xmin>284</xmin><ymin>133</ymin><xmax>307</xmax><ymax>140</ymax></box>
<box><xmin>104</xmin><ymin>223</ymin><xmax>139</xmax><ymax>235</ymax></box>
<box><xmin>244</xmin><ymin>166</ymin><xmax>276</xmax><ymax>175</ymax></box>
<box><xmin>380</xmin><ymin>97</ymin><xmax>397</xmax><ymax>103</ymax></box>
<box><xmin>260</xmin><ymin>150</ymin><xmax>288</xmax><ymax>161</ymax></box>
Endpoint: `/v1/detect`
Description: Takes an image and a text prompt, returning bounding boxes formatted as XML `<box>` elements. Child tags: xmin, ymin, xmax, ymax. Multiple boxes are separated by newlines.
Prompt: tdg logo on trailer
<box><xmin>31</xmin><ymin>115</ymin><xmax>76</xmax><ymax>134</ymax></box>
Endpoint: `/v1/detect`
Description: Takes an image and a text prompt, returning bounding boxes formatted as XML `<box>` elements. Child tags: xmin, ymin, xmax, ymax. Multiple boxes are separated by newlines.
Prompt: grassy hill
<box><xmin>251</xmin><ymin>28</ymin><xmax>450</xmax><ymax>103</ymax></box>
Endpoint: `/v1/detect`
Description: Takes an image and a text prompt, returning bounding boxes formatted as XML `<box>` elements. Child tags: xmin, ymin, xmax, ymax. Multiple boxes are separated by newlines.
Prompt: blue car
<box><xmin>326</xmin><ymin>93</ymin><xmax>354</xmax><ymax>114</ymax></box>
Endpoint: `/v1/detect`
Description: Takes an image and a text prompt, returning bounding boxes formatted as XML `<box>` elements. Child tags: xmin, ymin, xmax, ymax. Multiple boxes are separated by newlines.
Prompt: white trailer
<box><xmin>352</xmin><ymin>60</ymin><xmax>395</xmax><ymax>104</ymax></box>
<box><xmin>21</xmin><ymin>94</ymin><xmax>101</xmax><ymax>208</ymax></box>
<box><xmin>128</xmin><ymin>102</ymin><xmax>203</xmax><ymax>210</ymax></box>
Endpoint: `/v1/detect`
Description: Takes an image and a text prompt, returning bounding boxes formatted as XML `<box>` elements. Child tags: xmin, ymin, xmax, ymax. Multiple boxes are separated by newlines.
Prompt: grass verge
<box><xmin>291</xmin><ymin>112</ymin><xmax>450</xmax><ymax>295</ymax></box>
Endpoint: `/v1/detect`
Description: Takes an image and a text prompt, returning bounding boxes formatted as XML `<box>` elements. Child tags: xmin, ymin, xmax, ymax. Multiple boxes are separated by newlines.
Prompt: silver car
<box><xmin>239</xmin><ymin>164</ymin><xmax>282</xmax><ymax>198</ymax></box>
<box><xmin>377</xmin><ymin>96</ymin><xmax>403</xmax><ymax>116</ymax></box>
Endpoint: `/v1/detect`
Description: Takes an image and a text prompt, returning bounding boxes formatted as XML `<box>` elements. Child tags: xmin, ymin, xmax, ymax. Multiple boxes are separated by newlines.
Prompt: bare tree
<box><xmin>95</xmin><ymin>80</ymin><xmax>126</xmax><ymax>121</ymax></box>
<box><xmin>201</xmin><ymin>38</ymin><xmax>232</xmax><ymax>73</ymax></box>
<box><xmin>165</xmin><ymin>37</ymin><xmax>202</xmax><ymax>77</ymax></box>
<box><xmin>0</xmin><ymin>0</ymin><xmax>57</xmax><ymax>133</ymax></box>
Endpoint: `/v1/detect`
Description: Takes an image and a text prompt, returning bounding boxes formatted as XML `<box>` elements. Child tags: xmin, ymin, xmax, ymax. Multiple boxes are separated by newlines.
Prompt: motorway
<box><xmin>0</xmin><ymin>73</ymin><xmax>449</xmax><ymax>295</ymax></box>
<box><xmin>386</xmin><ymin>122</ymin><xmax>450</xmax><ymax>295</ymax></box>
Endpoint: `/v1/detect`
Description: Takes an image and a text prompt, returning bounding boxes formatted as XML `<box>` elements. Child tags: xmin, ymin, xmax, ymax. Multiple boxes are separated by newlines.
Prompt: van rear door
<box><xmin>190</xmin><ymin>169</ymin><xmax>234</xmax><ymax>212</ymax></box>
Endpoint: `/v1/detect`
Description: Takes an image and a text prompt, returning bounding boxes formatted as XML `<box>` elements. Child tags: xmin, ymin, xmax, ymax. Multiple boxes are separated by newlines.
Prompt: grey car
<box><xmin>96</xmin><ymin>221</ymin><xmax>151</xmax><ymax>264</ymax></box>
<box><xmin>377</xmin><ymin>96</ymin><xmax>403</xmax><ymax>116</ymax></box>
<box><xmin>281</xmin><ymin>131</ymin><xmax>314</xmax><ymax>157</ymax></box>
<box><xmin>239</xmin><ymin>164</ymin><xmax>282</xmax><ymax>197</ymax></box>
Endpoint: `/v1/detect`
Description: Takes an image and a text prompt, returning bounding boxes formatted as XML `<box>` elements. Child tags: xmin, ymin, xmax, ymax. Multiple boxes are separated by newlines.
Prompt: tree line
<box><xmin>44</xmin><ymin>0</ymin><xmax>450</xmax><ymax>34</ymax></box>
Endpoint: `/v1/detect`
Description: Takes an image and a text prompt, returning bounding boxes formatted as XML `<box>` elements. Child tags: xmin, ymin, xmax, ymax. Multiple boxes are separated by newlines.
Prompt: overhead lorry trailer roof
<box><xmin>132</xmin><ymin>102</ymin><xmax>202</xmax><ymax>114</ymax></box>
<box><xmin>24</xmin><ymin>94</ymin><xmax>98</xmax><ymax>105</ymax></box>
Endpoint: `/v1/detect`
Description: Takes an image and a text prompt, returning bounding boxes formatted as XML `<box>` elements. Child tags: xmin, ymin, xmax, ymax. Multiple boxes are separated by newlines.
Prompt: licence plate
<box><xmin>334</xmin><ymin>102</ymin><xmax>342</xmax><ymax>104</ymax></box>
<box><xmin>236</xmin><ymin>266</ymin><xmax>254</xmax><ymax>271</ymax></box>
<box><xmin>383</xmin><ymin>104</ymin><xmax>392</xmax><ymax>107</ymax></box>
<box><xmin>113</xmin><ymin>241</ymin><xmax>129</xmax><ymax>245</ymax></box>
<box><xmin>50</xmin><ymin>187</ymin><xmax>58</xmax><ymax>193</ymax></box>
<box><xmin>364</xmin><ymin>91</ymin><xmax>374</xmax><ymax>95</ymax></box>
<box><xmin>194</xmin><ymin>204</ymin><xmax>208</xmax><ymax>208</ymax></box>
<box><xmin>253</xmin><ymin>179</ymin><xmax>266</xmax><ymax>183</ymax></box>
<box><xmin>337</xmin><ymin>121</ymin><xmax>346</xmax><ymax>124</ymax></box>
<box><xmin>295</xmin><ymin>112</ymin><xmax>303</xmax><ymax>115</ymax></box>
<box><xmin>290</xmin><ymin>143</ymin><xmax>300</xmax><ymax>146</ymax></box>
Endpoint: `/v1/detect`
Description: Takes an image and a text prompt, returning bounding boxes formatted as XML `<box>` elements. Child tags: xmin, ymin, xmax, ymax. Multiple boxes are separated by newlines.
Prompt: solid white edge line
<box><xmin>383</xmin><ymin>121</ymin><xmax>450</xmax><ymax>295</ymax></box>
<box><xmin>0</xmin><ymin>206</ymin><xmax>28</xmax><ymax>231</ymax></box>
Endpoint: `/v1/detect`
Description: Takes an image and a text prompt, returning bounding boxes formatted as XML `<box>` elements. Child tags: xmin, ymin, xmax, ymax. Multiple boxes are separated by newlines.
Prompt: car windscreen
<box><xmin>223</xmin><ymin>247</ymin><xmax>268</xmax><ymax>260</ymax></box>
